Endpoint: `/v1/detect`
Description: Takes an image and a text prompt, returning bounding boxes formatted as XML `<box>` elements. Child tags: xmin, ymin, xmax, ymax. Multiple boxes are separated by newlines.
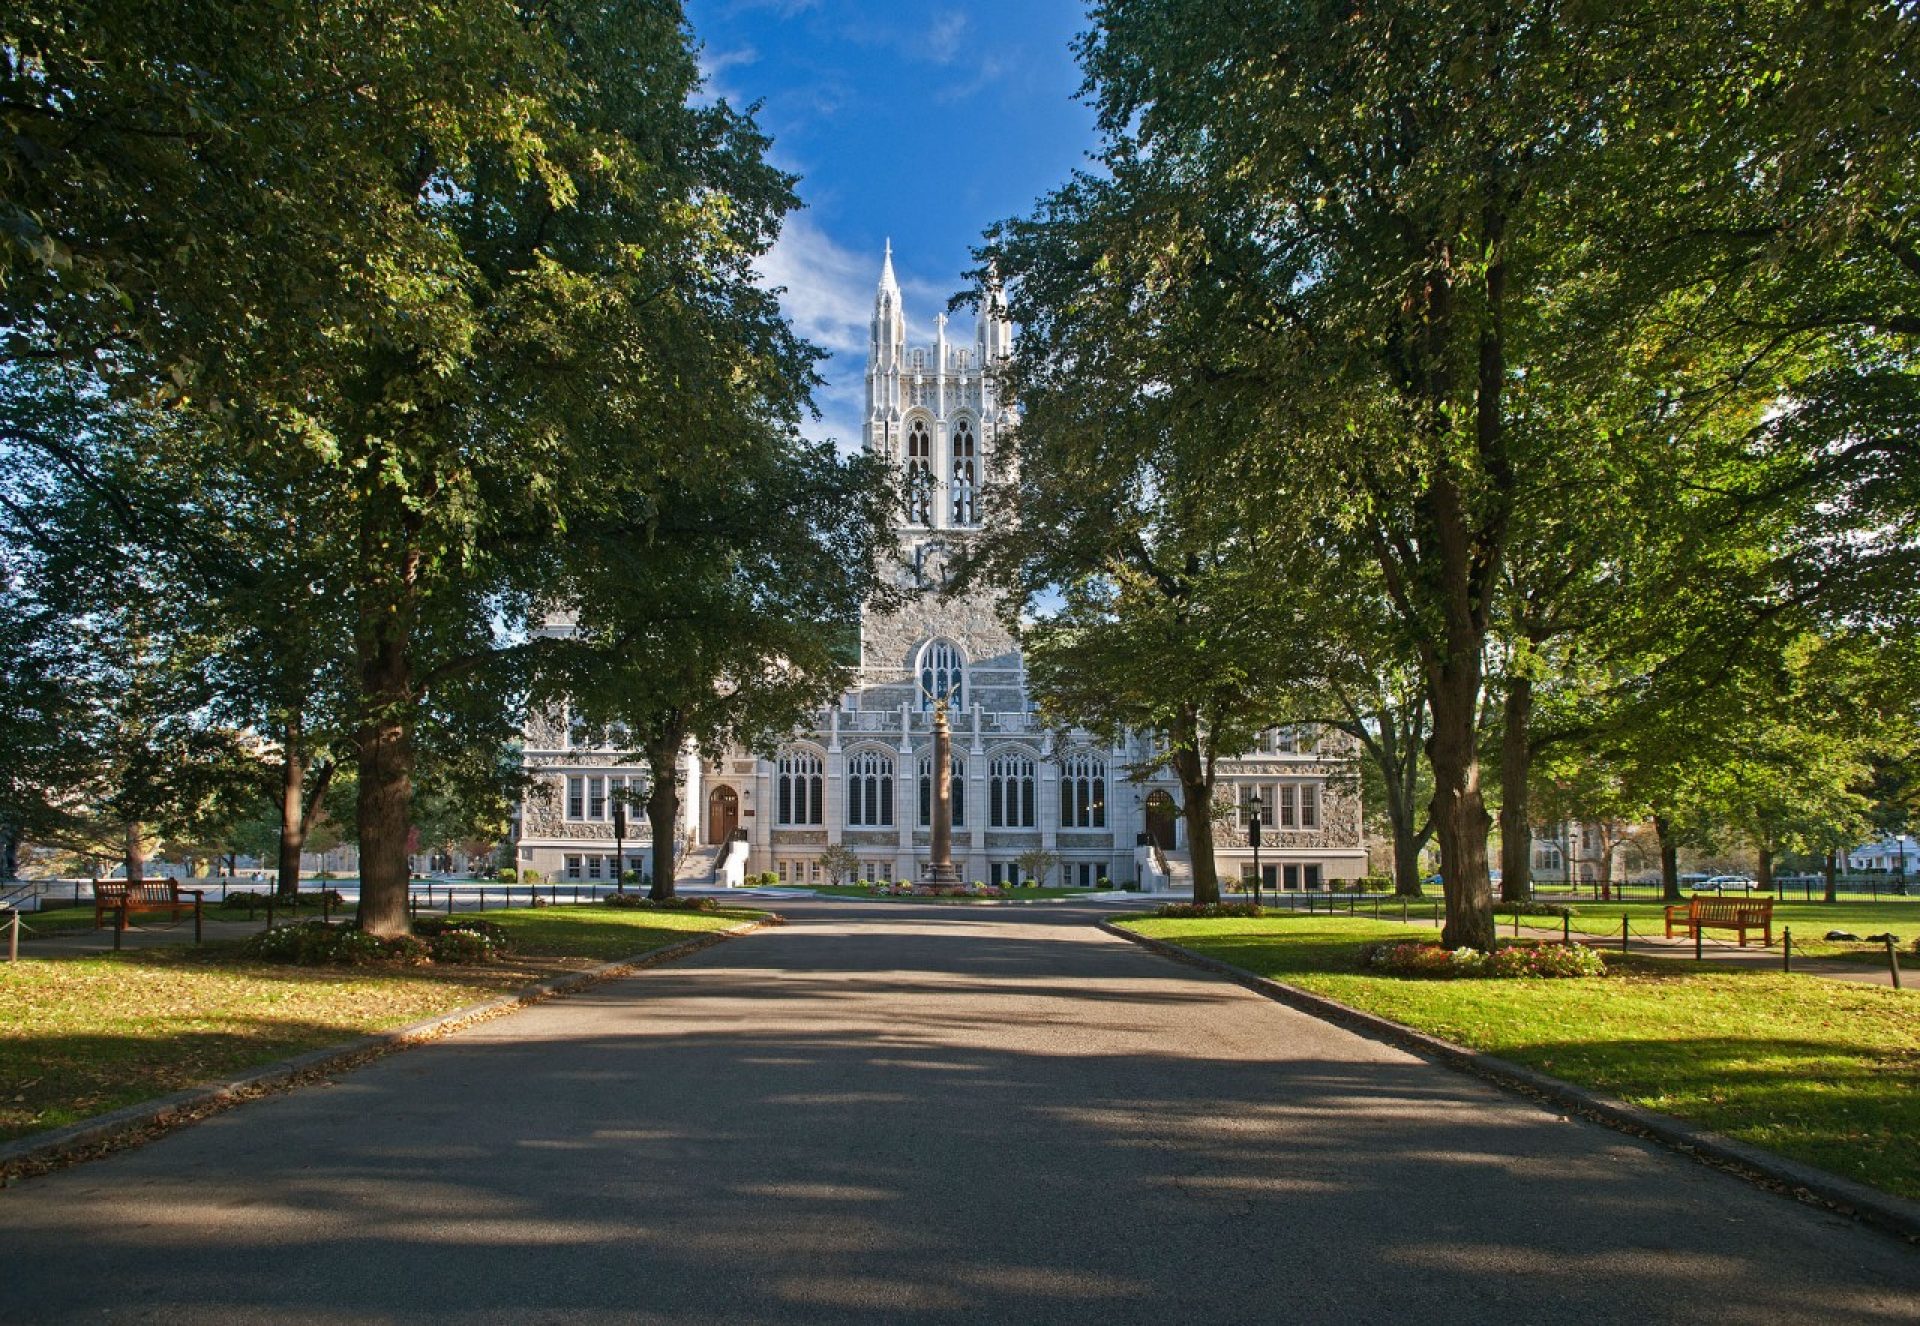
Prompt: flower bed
<box><xmin>244</xmin><ymin>916</ymin><xmax>515</xmax><ymax>967</ymax></box>
<box><xmin>601</xmin><ymin>892</ymin><xmax>718</xmax><ymax>911</ymax></box>
<box><xmin>874</xmin><ymin>882</ymin><xmax>1008</xmax><ymax>898</ymax></box>
<box><xmin>1156</xmin><ymin>901</ymin><xmax>1265</xmax><ymax>919</ymax></box>
<box><xmin>1361</xmin><ymin>939</ymin><xmax>1604</xmax><ymax>979</ymax></box>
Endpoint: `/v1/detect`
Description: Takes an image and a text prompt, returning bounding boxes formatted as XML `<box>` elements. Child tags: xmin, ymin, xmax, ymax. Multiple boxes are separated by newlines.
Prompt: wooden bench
<box><xmin>93</xmin><ymin>880</ymin><xmax>206</xmax><ymax>930</ymax></box>
<box><xmin>1665</xmin><ymin>895</ymin><xmax>1773</xmax><ymax>946</ymax></box>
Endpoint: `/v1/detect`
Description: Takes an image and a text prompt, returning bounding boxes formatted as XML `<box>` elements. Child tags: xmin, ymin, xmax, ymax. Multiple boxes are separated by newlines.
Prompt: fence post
<box><xmin>194</xmin><ymin>896</ymin><xmax>203</xmax><ymax>945</ymax></box>
<box><xmin>1783</xmin><ymin>927</ymin><xmax>1791</xmax><ymax>973</ymax></box>
<box><xmin>7</xmin><ymin>909</ymin><xmax>17</xmax><ymax>962</ymax></box>
<box><xmin>1562</xmin><ymin>914</ymin><xmax>1570</xmax><ymax>945</ymax></box>
<box><xmin>1695</xmin><ymin>923</ymin><xmax>1702</xmax><ymax>961</ymax></box>
<box><xmin>446</xmin><ymin>889</ymin><xmax>454</xmax><ymax>915</ymax></box>
<box><xmin>1621</xmin><ymin>914</ymin><xmax>1629</xmax><ymax>953</ymax></box>
<box><xmin>1888</xmin><ymin>937</ymin><xmax>1903</xmax><ymax>991</ymax></box>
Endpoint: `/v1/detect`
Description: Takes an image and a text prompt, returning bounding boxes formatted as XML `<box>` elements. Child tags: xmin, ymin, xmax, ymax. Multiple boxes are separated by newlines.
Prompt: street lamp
<box><xmin>612</xmin><ymin>804</ymin><xmax>626</xmax><ymax>896</ymax></box>
<box><xmin>1249</xmin><ymin>809</ymin><xmax>1263</xmax><ymax>907</ymax></box>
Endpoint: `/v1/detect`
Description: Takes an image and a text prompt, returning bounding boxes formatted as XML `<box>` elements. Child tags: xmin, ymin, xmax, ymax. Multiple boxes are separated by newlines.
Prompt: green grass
<box><xmin>1118</xmin><ymin>914</ymin><xmax>1920</xmax><ymax>1201</ymax></box>
<box><xmin>0</xmin><ymin>904</ymin><xmax>764</xmax><ymax>1144</ymax></box>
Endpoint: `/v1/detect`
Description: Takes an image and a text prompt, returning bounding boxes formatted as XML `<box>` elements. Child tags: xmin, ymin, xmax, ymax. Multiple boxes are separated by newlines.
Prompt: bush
<box><xmin>600</xmin><ymin>892</ymin><xmax>718</xmax><ymax>912</ymax></box>
<box><xmin>1361</xmin><ymin>940</ymin><xmax>1603</xmax><ymax>979</ymax></box>
<box><xmin>497</xmin><ymin>867</ymin><xmax>517</xmax><ymax>884</ymax></box>
<box><xmin>244</xmin><ymin>920</ymin><xmax>429</xmax><ymax>967</ymax></box>
<box><xmin>1493</xmin><ymin>900</ymin><xmax>1572</xmax><ymax>918</ymax></box>
<box><xmin>522</xmin><ymin>869</ymin><xmax>542</xmax><ymax>884</ymax></box>
<box><xmin>220</xmin><ymin>890</ymin><xmax>272</xmax><ymax>910</ymax></box>
<box><xmin>221</xmin><ymin>887</ymin><xmax>342</xmax><ymax>910</ymax></box>
<box><xmin>1155</xmin><ymin>902</ymin><xmax>1264</xmax><ymax>918</ymax></box>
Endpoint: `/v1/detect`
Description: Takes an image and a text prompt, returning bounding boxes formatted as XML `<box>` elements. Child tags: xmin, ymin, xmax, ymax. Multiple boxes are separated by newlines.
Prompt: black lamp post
<box><xmin>612</xmin><ymin>804</ymin><xmax>626</xmax><ymax>896</ymax></box>
<box><xmin>1249</xmin><ymin>810</ymin><xmax>1263</xmax><ymax>907</ymax></box>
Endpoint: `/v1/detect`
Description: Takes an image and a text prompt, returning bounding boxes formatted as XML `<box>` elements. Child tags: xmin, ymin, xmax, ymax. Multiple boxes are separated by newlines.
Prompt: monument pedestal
<box><xmin>926</xmin><ymin>861</ymin><xmax>963</xmax><ymax>886</ymax></box>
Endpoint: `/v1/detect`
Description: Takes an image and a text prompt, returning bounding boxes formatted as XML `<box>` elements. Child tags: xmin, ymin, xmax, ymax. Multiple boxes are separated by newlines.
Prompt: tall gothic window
<box><xmin>951</xmin><ymin>417</ymin><xmax>977</xmax><ymax>526</ymax></box>
<box><xmin>917</xmin><ymin>755</ymin><xmax>966</xmax><ymax>827</ymax></box>
<box><xmin>847</xmin><ymin>749</ymin><xmax>895</xmax><ymax>827</ymax></box>
<box><xmin>1060</xmin><ymin>752</ymin><xmax>1106</xmax><ymax>829</ymax></box>
<box><xmin>989</xmin><ymin>750</ymin><xmax>1038</xmax><ymax>828</ymax></box>
<box><xmin>777</xmin><ymin>749</ymin><xmax>824</xmax><ymax>826</ymax></box>
<box><xmin>917</xmin><ymin>639</ymin><xmax>965</xmax><ymax>710</ymax></box>
<box><xmin>905</xmin><ymin>417</ymin><xmax>933</xmax><ymax>524</ymax></box>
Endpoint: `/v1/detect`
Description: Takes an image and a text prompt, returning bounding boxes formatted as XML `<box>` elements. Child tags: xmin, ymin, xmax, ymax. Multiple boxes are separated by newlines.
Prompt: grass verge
<box><xmin>788</xmin><ymin>884</ymin><xmax>1109</xmax><ymax>901</ymax></box>
<box><xmin>0</xmin><ymin>904</ymin><xmax>764</xmax><ymax>1143</ymax></box>
<box><xmin>1117</xmin><ymin>914</ymin><xmax>1920</xmax><ymax>1201</ymax></box>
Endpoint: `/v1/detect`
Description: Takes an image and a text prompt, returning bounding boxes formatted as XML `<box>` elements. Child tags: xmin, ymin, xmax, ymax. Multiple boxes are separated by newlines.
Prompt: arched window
<box><xmin>917</xmin><ymin>755</ymin><xmax>966</xmax><ymax>827</ymax></box>
<box><xmin>917</xmin><ymin>639</ymin><xmax>965</xmax><ymax>710</ymax></box>
<box><xmin>989</xmin><ymin>750</ymin><xmax>1037</xmax><ymax>828</ymax></box>
<box><xmin>777</xmin><ymin>749</ymin><xmax>824</xmax><ymax>826</ymax></box>
<box><xmin>847</xmin><ymin>748</ymin><xmax>895</xmax><ymax>827</ymax></box>
<box><xmin>951</xmin><ymin>417</ymin><xmax>977</xmax><ymax>526</ymax></box>
<box><xmin>905</xmin><ymin>417</ymin><xmax>933</xmax><ymax>524</ymax></box>
<box><xmin>1060</xmin><ymin>752</ymin><xmax>1106</xmax><ymax>829</ymax></box>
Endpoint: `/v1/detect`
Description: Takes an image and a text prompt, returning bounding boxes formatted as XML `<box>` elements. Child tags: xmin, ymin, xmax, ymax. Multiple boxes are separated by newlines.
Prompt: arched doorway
<box><xmin>1145</xmin><ymin>790</ymin><xmax>1177</xmax><ymax>851</ymax></box>
<box><xmin>707</xmin><ymin>785</ymin><xmax>739</xmax><ymax>843</ymax></box>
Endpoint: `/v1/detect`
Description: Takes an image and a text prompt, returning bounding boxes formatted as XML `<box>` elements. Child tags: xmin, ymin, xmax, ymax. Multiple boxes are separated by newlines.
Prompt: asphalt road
<box><xmin>3</xmin><ymin>900</ymin><xmax>1916</xmax><ymax>1323</ymax></box>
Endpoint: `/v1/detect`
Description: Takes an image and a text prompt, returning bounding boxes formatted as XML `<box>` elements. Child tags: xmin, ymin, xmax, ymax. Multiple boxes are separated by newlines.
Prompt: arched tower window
<box><xmin>917</xmin><ymin>639</ymin><xmax>965</xmax><ymax>710</ymax></box>
<box><xmin>989</xmin><ymin>750</ymin><xmax>1037</xmax><ymax>828</ymax></box>
<box><xmin>951</xmin><ymin>417</ymin><xmax>977</xmax><ymax>526</ymax></box>
<box><xmin>1060</xmin><ymin>752</ymin><xmax>1107</xmax><ymax>829</ymax></box>
<box><xmin>906</xmin><ymin>417</ymin><xmax>933</xmax><ymax>525</ymax></box>
<box><xmin>777</xmin><ymin>748</ymin><xmax>824</xmax><ymax>826</ymax></box>
<box><xmin>917</xmin><ymin>754</ymin><xmax>966</xmax><ymax>827</ymax></box>
<box><xmin>846</xmin><ymin>748</ymin><xmax>895</xmax><ymax>827</ymax></box>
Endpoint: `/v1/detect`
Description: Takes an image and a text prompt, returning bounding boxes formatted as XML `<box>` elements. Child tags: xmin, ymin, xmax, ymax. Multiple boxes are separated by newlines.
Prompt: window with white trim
<box><xmin>847</xmin><ymin>749</ymin><xmax>895</xmax><ymax>827</ymax></box>
<box><xmin>951</xmin><ymin>417</ymin><xmax>977</xmax><ymax>525</ymax></box>
<box><xmin>917</xmin><ymin>640</ymin><xmax>965</xmax><ymax>710</ymax></box>
<box><xmin>1060</xmin><ymin>752</ymin><xmax>1106</xmax><ymax>828</ymax></box>
<box><xmin>777</xmin><ymin>749</ymin><xmax>824</xmax><ymax>826</ymax></box>
<box><xmin>989</xmin><ymin>751</ymin><xmax>1037</xmax><ymax>828</ymax></box>
<box><xmin>565</xmin><ymin>854</ymin><xmax>582</xmax><ymax>880</ymax></box>
<box><xmin>905</xmin><ymin>417</ymin><xmax>933</xmax><ymax>524</ymax></box>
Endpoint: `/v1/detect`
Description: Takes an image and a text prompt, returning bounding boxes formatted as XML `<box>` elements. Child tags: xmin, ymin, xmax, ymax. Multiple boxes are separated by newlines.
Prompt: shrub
<box><xmin>244</xmin><ymin>920</ymin><xmax>428</xmax><ymax>967</ymax></box>
<box><xmin>220</xmin><ymin>890</ymin><xmax>272</xmax><ymax>910</ymax></box>
<box><xmin>497</xmin><ymin>867</ymin><xmax>517</xmax><ymax>884</ymax></box>
<box><xmin>1362</xmin><ymin>940</ymin><xmax>1603</xmax><ymax>979</ymax></box>
<box><xmin>1155</xmin><ymin>902</ymin><xmax>1264</xmax><ymax>918</ymax></box>
<box><xmin>521</xmin><ymin>869</ymin><xmax>542</xmax><ymax>884</ymax></box>
<box><xmin>600</xmin><ymin>893</ymin><xmax>718</xmax><ymax>912</ymax></box>
<box><xmin>1493</xmin><ymin>900</ymin><xmax>1572</xmax><ymax>918</ymax></box>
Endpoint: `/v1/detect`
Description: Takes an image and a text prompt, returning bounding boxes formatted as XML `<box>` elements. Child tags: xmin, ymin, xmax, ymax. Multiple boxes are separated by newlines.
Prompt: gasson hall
<box><xmin>516</xmin><ymin>249</ymin><xmax>1364</xmax><ymax>891</ymax></box>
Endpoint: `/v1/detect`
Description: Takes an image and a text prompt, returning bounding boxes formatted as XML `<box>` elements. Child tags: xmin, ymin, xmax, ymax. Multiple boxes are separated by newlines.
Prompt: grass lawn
<box><xmin>0</xmin><ymin>904</ymin><xmax>764</xmax><ymax>1145</ymax></box>
<box><xmin>1544</xmin><ymin>897</ymin><xmax>1918</xmax><ymax>964</ymax></box>
<box><xmin>1118</xmin><ymin>914</ymin><xmax>1920</xmax><ymax>1200</ymax></box>
<box><xmin>784</xmin><ymin>884</ymin><xmax>1108</xmax><ymax>902</ymax></box>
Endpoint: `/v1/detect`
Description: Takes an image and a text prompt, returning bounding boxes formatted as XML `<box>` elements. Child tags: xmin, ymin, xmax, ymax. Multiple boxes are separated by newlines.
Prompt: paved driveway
<box><xmin>2</xmin><ymin>901</ymin><xmax>1915</xmax><ymax>1323</ymax></box>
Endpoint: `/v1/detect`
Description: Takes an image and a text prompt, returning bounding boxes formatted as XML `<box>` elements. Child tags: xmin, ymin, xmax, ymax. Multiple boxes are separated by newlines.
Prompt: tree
<box><xmin>1015</xmin><ymin>848</ymin><xmax>1060</xmax><ymax>889</ymax></box>
<box><xmin>553</xmin><ymin>438</ymin><xmax>894</xmax><ymax>901</ymax></box>
<box><xmin>817</xmin><ymin>844</ymin><xmax>860</xmax><ymax>889</ymax></box>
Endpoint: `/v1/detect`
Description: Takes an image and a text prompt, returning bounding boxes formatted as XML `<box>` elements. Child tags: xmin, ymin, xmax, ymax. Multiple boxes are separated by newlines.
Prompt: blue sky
<box><xmin>686</xmin><ymin>0</ymin><xmax>1099</xmax><ymax>447</ymax></box>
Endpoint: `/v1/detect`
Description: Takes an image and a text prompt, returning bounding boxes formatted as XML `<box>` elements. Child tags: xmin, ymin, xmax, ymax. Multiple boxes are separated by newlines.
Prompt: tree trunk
<box><xmin>1756</xmin><ymin>843</ymin><xmax>1774</xmax><ymax>896</ymax></box>
<box><xmin>1426</xmin><ymin>675</ymin><xmax>1494</xmax><ymax>950</ymax></box>
<box><xmin>1497</xmin><ymin>672</ymin><xmax>1533</xmax><ymax>903</ymax></box>
<box><xmin>124</xmin><ymin>820</ymin><xmax>145</xmax><ymax>886</ymax></box>
<box><xmin>1655</xmin><ymin>813</ymin><xmax>1682</xmax><ymax>903</ymax></box>
<box><xmin>1167</xmin><ymin>711</ymin><xmax>1218</xmax><ymax>905</ymax></box>
<box><xmin>353</xmin><ymin>608</ymin><xmax>416</xmax><ymax>937</ymax></box>
<box><xmin>1823</xmin><ymin>848</ymin><xmax>1838</xmax><ymax>903</ymax></box>
<box><xmin>1</xmin><ymin>823</ymin><xmax>18</xmax><ymax>880</ymax></box>
<box><xmin>645</xmin><ymin>728</ymin><xmax>684</xmax><ymax>902</ymax></box>
<box><xmin>1390</xmin><ymin>807</ymin><xmax>1425</xmax><ymax>897</ymax></box>
<box><xmin>277</xmin><ymin>712</ymin><xmax>306</xmax><ymax>899</ymax></box>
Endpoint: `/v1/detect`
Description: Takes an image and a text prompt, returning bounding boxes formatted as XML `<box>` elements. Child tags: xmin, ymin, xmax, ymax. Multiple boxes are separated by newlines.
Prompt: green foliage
<box><xmin>244</xmin><ymin>921</ymin><xmax>428</xmax><ymax>968</ymax></box>
<box><xmin>1155</xmin><ymin>902</ymin><xmax>1263</xmax><ymax>919</ymax></box>
<box><xmin>600</xmin><ymin>893</ymin><xmax>718</xmax><ymax>913</ymax></box>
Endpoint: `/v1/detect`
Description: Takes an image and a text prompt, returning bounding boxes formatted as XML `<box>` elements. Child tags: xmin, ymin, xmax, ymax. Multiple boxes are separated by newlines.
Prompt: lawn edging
<box><xmin>0</xmin><ymin>914</ymin><xmax>780</xmax><ymax>1182</ymax></box>
<box><xmin>1098</xmin><ymin>917</ymin><xmax>1920</xmax><ymax>1245</ymax></box>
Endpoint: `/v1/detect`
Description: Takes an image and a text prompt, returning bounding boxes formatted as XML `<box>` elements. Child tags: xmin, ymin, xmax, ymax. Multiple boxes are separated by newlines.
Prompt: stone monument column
<box><xmin>928</xmin><ymin>702</ymin><xmax>961</xmax><ymax>885</ymax></box>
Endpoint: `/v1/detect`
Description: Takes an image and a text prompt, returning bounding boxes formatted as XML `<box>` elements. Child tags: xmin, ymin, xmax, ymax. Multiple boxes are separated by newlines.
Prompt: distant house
<box><xmin>1847</xmin><ymin>834</ymin><xmax>1919</xmax><ymax>875</ymax></box>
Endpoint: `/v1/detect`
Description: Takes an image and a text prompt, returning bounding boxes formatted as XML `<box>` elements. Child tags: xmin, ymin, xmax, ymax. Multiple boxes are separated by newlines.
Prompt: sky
<box><xmin>685</xmin><ymin>0</ymin><xmax>1101</xmax><ymax>448</ymax></box>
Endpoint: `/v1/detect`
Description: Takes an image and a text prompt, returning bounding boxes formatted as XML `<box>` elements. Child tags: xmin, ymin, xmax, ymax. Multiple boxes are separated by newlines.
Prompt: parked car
<box><xmin>1701</xmin><ymin>874</ymin><xmax>1758</xmax><ymax>893</ymax></box>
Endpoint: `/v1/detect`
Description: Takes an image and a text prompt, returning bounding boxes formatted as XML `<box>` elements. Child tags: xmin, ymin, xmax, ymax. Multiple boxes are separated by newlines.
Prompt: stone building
<box><xmin>515</xmin><ymin>250</ymin><xmax>1365</xmax><ymax>891</ymax></box>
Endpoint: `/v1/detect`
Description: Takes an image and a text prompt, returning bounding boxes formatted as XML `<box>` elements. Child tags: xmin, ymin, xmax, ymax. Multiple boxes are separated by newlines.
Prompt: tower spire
<box><xmin>879</xmin><ymin>237</ymin><xmax>899</xmax><ymax>294</ymax></box>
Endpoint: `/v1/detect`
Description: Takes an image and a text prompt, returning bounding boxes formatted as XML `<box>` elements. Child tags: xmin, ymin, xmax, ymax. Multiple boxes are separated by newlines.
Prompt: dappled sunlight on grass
<box><xmin>1123</xmin><ymin>914</ymin><xmax>1920</xmax><ymax>1199</ymax></box>
<box><xmin>0</xmin><ymin>905</ymin><xmax>764</xmax><ymax>1142</ymax></box>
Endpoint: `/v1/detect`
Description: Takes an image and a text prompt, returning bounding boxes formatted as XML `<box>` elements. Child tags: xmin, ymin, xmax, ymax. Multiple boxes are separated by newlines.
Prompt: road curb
<box><xmin>0</xmin><ymin>915</ymin><xmax>778</xmax><ymax>1183</ymax></box>
<box><xmin>1097</xmin><ymin>918</ymin><xmax>1920</xmax><ymax>1245</ymax></box>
